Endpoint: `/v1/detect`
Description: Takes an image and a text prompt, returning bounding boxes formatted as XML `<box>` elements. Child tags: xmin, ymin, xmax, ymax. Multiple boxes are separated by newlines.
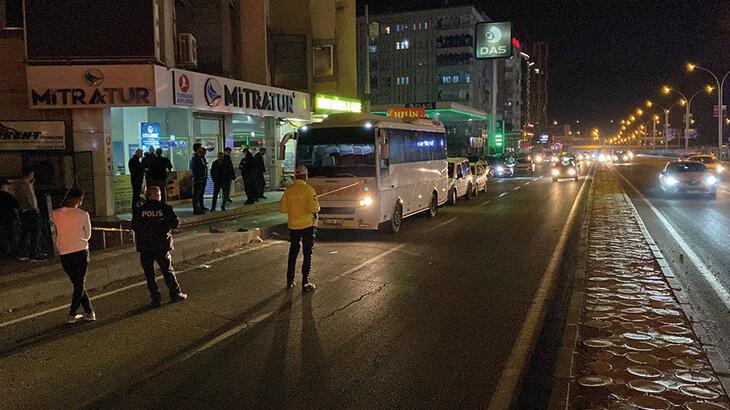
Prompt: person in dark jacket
<box><xmin>254</xmin><ymin>147</ymin><xmax>267</xmax><ymax>200</ymax></box>
<box><xmin>131</xmin><ymin>186</ymin><xmax>187</xmax><ymax>307</ymax></box>
<box><xmin>238</xmin><ymin>148</ymin><xmax>257</xmax><ymax>204</ymax></box>
<box><xmin>0</xmin><ymin>177</ymin><xmax>20</xmax><ymax>258</ymax></box>
<box><xmin>141</xmin><ymin>146</ymin><xmax>155</xmax><ymax>182</ymax></box>
<box><xmin>128</xmin><ymin>149</ymin><xmax>144</xmax><ymax>209</ymax></box>
<box><xmin>147</xmin><ymin>148</ymin><xmax>173</xmax><ymax>203</ymax></box>
<box><xmin>222</xmin><ymin>147</ymin><xmax>235</xmax><ymax>205</ymax></box>
<box><xmin>190</xmin><ymin>146</ymin><xmax>208</xmax><ymax>214</ymax></box>
<box><xmin>210</xmin><ymin>152</ymin><xmax>228</xmax><ymax>211</ymax></box>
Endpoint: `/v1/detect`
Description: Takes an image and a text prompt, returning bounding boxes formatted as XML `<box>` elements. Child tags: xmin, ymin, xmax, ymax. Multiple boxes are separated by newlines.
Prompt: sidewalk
<box><xmin>554</xmin><ymin>169</ymin><xmax>729</xmax><ymax>408</ymax></box>
<box><xmin>0</xmin><ymin>205</ymin><xmax>287</xmax><ymax>313</ymax></box>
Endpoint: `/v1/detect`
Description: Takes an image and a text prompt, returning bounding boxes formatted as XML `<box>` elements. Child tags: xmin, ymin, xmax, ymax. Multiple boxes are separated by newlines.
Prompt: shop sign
<box><xmin>315</xmin><ymin>94</ymin><xmax>362</xmax><ymax>113</ymax></box>
<box><xmin>0</xmin><ymin>121</ymin><xmax>66</xmax><ymax>150</ymax></box>
<box><xmin>475</xmin><ymin>22</ymin><xmax>513</xmax><ymax>59</ymax></box>
<box><xmin>140</xmin><ymin>122</ymin><xmax>160</xmax><ymax>149</ymax></box>
<box><xmin>162</xmin><ymin>69</ymin><xmax>311</xmax><ymax>120</ymax></box>
<box><xmin>387</xmin><ymin>107</ymin><xmax>427</xmax><ymax>119</ymax></box>
<box><xmin>405</xmin><ymin>102</ymin><xmax>436</xmax><ymax>109</ymax></box>
<box><xmin>26</xmin><ymin>65</ymin><xmax>156</xmax><ymax>109</ymax></box>
<box><xmin>174</xmin><ymin>72</ymin><xmax>194</xmax><ymax>106</ymax></box>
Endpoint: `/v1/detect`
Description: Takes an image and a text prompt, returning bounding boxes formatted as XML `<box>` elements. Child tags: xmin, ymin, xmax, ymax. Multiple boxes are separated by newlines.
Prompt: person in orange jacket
<box><xmin>279</xmin><ymin>165</ymin><xmax>320</xmax><ymax>291</ymax></box>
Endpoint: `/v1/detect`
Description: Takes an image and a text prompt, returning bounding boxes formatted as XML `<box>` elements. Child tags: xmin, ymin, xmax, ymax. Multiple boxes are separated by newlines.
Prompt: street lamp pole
<box><xmin>688</xmin><ymin>64</ymin><xmax>730</xmax><ymax>150</ymax></box>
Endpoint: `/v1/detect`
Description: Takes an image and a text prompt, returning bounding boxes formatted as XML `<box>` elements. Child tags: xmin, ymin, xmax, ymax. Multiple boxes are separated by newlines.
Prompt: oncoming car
<box><xmin>513</xmin><ymin>157</ymin><xmax>536</xmax><ymax>175</ymax></box>
<box><xmin>686</xmin><ymin>154</ymin><xmax>725</xmax><ymax>174</ymax></box>
<box><xmin>552</xmin><ymin>157</ymin><xmax>579</xmax><ymax>181</ymax></box>
<box><xmin>612</xmin><ymin>150</ymin><xmax>632</xmax><ymax>164</ymax></box>
<box><xmin>658</xmin><ymin>161</ymin><xmax>717</xmax><ymax>198</ymax></box>
<box><xmin>447</xmin><ymin>157</ymin><xmax>475</xmax><ymax>203</ymax></box>
<box><xmin>486</xmin><ymin>156</ymin><xmax>514</xmax><ymax>178</ymax></box>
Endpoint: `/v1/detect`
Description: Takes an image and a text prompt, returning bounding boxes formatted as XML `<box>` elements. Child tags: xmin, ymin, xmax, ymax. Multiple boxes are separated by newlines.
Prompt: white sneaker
<box><xmin>68</xmin><ymin>314</ymin><xmax>83</xmax><ymax>324</ymax></box>
<box><xmin>83</xmin><ymin>311</ymin><xmax>96</xmax><ymax>322</ymax></box>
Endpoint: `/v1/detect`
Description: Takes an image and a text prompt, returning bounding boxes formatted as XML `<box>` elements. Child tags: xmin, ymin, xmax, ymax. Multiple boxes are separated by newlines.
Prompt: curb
<box><xmin>613</xmin><ymin>171</ymin><xmax>730</xmax><ymax>396</ymax></box>
<box><xmin>0</xmin><ymin>225</ymin><xmax>285</xmax><ymax>314</ymax></box>
<box><xmin>547</xmin><ymin>169</ymin><xmax>595</xmax><ymax>409</ymax></box>
<box><xmin>179</xmin><ymin>201</ymin><xmax>280</xmax><ymax>227</ymax></box>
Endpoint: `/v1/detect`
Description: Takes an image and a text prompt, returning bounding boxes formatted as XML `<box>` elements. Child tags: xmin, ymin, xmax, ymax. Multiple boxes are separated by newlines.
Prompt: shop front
<box><xmin>26</xmin><ymin>64</ymin><xmax>310</xmax><ymax>216</ymax></box>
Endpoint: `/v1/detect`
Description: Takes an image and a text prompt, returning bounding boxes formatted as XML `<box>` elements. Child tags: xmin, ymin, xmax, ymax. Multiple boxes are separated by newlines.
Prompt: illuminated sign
<box><xmin>315</xmin><ymin>94</ymin><xmax>362</xmax><ymax>113</ymax></box>
<box><xmin>387</xmin><ymin>107</ymin><xmax>427</xmax><ymax>119</ymax></box>
<box><xmin>475</xmin><ymin>22</ymin><xmax>513</xmax><ymax>59</ymax></box>
<box><xmin>140</xmin><ymin>122</ymin><xmax>160</xmax><ymax>149</ymax></box>
<box><xmin>495</xmin><ymin>134</ymin><xmax>504</xmax><ymax>147</ymax></box>
<box><xmin>416</xmin><ymin>139</ymin><xmax>435</xmax><ymax>147</ymax></box>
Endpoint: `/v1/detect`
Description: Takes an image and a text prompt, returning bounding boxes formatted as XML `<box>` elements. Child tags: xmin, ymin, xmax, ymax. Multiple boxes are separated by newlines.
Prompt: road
<box><xmin>0</xmin><ymin>164</ymin><xmax>588</xmax><ymax>408</ymax></box>
<box><xmin>612</xmin><ymin>155</ymin><xmax>730</xmax><ymax>365</ymax></box>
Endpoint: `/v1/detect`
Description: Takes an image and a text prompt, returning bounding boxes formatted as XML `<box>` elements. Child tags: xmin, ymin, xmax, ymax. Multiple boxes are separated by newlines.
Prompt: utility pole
<box><xmin>490</xmin><ymin>59</ymin><xmax>498</xmax><ymax>154</ymax></box>
<box><xmin>663</xmin><ymin>109</ymin><xmax>670</xmax><ymax>151</ymax></box>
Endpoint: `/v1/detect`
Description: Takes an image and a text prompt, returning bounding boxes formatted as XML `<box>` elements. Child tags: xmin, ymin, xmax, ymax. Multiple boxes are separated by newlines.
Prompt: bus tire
<box><xmin>426</xmin><ymin>193</ymin><xmax>438</xmax><ymax>218</ymax></box>
<box><xmin>381</xmin><ymin>202</ymin><xmax>403</xmax><ymax>233</ymax></box>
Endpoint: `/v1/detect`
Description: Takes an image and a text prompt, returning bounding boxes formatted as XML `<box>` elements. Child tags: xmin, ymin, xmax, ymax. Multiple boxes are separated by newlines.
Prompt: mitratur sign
<box><xmin>475</xmin><ymin>22</ymin><xmax>513</xmax><ymax>59</ymax></box>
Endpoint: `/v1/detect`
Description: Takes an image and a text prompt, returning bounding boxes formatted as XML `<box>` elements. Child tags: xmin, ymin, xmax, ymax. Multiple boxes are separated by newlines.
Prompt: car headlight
<box><xmin>622</xmin><ymin>155</ymin><xmax>628</xmax><ymax>161</ymax></box>
<box><xmin>359</xmin><ymin>196</ymin><xmax>374</xmax><ymax>207</ymax></box>
<box><xmin>551</xmin><ymin>168</ymin><xmax>560</xmax><ymax>176</ymax></box>
<box><xmin>717</xmin><ymin>165</ymin><xmax>725</xmax><ymax>173</ymax></box>
<box><xmin>627</xmin><ymin>152</ymin><xmax>634</xmax><ymax>158</ymax></box>
<box><xmin>664</xmin><ymin>176</ymin><xmax>679</xmax><ymax>186</ymax></box>
<box><xmin>612</xmin><ymin>155</ymin><xmax>618</xmax><ymax>161</ymax></box>
<box><xmin>705</xmin><ymin>175</ymin><xmax>718</xmax><ymax>185</ymax></box>
<box><xmin>598</xmin><ymin>154</ymin><xmax>606</xmax><ymax>162</ymax></box>
<box><xmin>496</xmin><ymin>166</ymin><xmax>504</xmax><ymax>173</ymax></box>
<box><xmin>568</xmin><ymin>168</ymin><xmax>577</xmax><ymax>176</ymax></box>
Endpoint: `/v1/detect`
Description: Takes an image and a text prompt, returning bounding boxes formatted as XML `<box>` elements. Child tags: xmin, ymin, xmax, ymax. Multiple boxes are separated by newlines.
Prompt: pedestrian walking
<box><xmin>131</xmin><ymin>186</ymin><xmax>187</xmax><ymax>308</ymax></box>
<box><xmin>147</xmin><ymin>148</ymin><xmax>173</xmax><ymax>203</ymax></box>
<box><xmin>238</xmin><ymin>148</ymin><xmax>257</xmax><ymax>204</ymax></box>
<box><xmin>254</xmin><ymin>147</ymin><xmax>267</xmax><ymax>200</ymax></box>
<box><xmin>128</xmin><ymin>149</ymin><xmax>144</xmax><ymax>208</ymax></box>
<box><xmin>15</xmin><ymin>166</ymin><xmax>45</xmax><ymax>262</ymax></box>
<box><xmin>190</xmin><ymin>146</ymin><xmax>208</xmax><ymax>214</ymax></box>
<box><xmin>51</xmin><ymin>188</ymin><xmax>96</xmax><ymax>323</ymax></box>
<box><xmin>210</xmin><ymin>152</ymin><xmax>228</xmax><ymax>211</ymax></box>
<box><xmin>279</xmin><ymin>165</ymin><xmax>319</xmax><ymax>292</ymax></box>
<box><xmin>0</xmin><ymin>177</ymin><xmax>21</xmax><ymax>258</ymax></box>
<box><xmin>223</xmin><ymin>147</ymin><xmax>235</xmax><ymax>205</ymax></box>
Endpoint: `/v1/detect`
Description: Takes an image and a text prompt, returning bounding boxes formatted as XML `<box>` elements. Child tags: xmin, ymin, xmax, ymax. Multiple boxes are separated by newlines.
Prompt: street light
<box><xmin>662</xmin><ymin>85</ymin><xmax>714</xmax><ymax>150</ymax></box>
<box><xmin>648</xmin><ymin>99</ymin><xmax>684</xmax><ymax>150</ymax></box>
<box><xmin>687</xmin><ymin>63</ymin><xmax>730</xmax><ymax>150</ymax></box>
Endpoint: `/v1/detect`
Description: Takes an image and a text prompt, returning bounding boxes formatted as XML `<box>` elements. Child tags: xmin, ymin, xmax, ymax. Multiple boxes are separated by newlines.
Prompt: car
<box><xmin>612</xmin><ymin>150</ymin><xmax>631</xmax><ymax>164</ymax></box>
<box><xmin>447</xmin><ymin>157</ymin><xmax>475</xmax><ymax>204</ymax></box>
<box><xmin>470</xmin><ymin>162</ymin><xmax>488</xmax><ymax>193</ymax></box>
<box><xmin>513</xmin><ymin>157</ymin><xmax>536</xmax><ymax>175</ymax></box>
<box><xmin>551</xmin><ymin>157</ymin><xmax>580</xmax><ymax>181</ymax></box>
<box><xmin>485</xmin><ymin>156</ymin><xmax>514</xmax><ymax>178</ymax></box>
<box><xmin>686</xmin><ymin>154</ymin><xmax>725</xmax><ymax>174</ymax></box>
<box><xmin>659</xmin><ymin>160</ymin><xmax>717</xmax><ymax>198</ymax></box>
<box><xmin>532</xmin><ymin>152</ymin><xmax>545</xmax><ymax>164</ymax></box>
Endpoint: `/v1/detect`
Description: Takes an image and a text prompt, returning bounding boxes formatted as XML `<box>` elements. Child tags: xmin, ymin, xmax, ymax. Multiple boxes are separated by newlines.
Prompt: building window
<box><xmin>452</xmin><ymin>75</ymin><xmax>460</xmax><ymax>84</ymax></box>
<box><xmin>384</xmin><ymin>26</ymin><xmax>391</xmax><ymax>34</ymax></box>
<box><xmin>313</xmin><ymin>44</ymin><xmax>335</xmax><ymax>77</ymax></box>
<box><xmin>395</xmin><ymin>40</ymin><xmax>409</xmax><ymax>50</ymax></box>
<box><xmin>465</xmin><ymin>73</ymin><xmax>472</xmax><ymax>84</ymax></box>
<box><xmin>396</xmin><ymin>76</ymin><xmax>410</xmax><ymax>86</ymax></box>
<box><xmin>368</xmin><ymin>45</ymin><xmax>377</xmax><ymax>53</ymax></box>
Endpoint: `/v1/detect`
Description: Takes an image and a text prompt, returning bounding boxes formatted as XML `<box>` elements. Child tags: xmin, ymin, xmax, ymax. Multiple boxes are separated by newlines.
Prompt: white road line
<box><xmin>524</xmin><ymin>181</ymin><xmax>531</xmax><ymax>185</ymax></box>
<box><xmin>327</xmin><ymin>243</ymin><xmax>408</xmax><ymax>282</ymax></box>
<box><xmin>513</xmin><ymin>186</ymin><xmax>521</xmax><ymax>191</ymax></box>
<box><xmin>614</xmin><ymin>170</ymin><xmax>730</xmax><ymax>312</ymax></box>
<box><xmin>480</xmin><ymin>200</ymin><xmax>492</xmax><ymax>207</ymax></box>
<box><xmin>499</xmin><ymin>192</ymin><xmax>508</xmax><ymax>197</ymax></box>
<box><xmin>0</xmin><ymin>241</ymin><xmax>284</xmax><ymax>329</ymax></box>
<box><xmin>488</xmin><ymin>165</ymin><xmax>592</xmax><ymax>409</ymax></box>
<box><xmin>422</xmin><ymin>217</ymin><xmax>458</xmax><ymax>234</ymax></box>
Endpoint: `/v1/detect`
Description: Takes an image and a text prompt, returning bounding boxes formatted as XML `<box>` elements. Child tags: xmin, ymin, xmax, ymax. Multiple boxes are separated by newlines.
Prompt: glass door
<box><xmin>193</xmin><ymin>115</ymin><xmax>224</xmax><ymax>195</ymax></box>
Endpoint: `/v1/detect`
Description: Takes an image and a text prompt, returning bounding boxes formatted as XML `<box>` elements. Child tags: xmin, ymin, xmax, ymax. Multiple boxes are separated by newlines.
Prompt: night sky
<box><xmin>358</xmin><ymin>0</ymin><xmax>730</xmax><ymax>142</ymax></box>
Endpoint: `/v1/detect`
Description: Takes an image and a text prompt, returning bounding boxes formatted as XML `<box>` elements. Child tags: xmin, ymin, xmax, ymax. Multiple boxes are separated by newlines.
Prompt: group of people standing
<box><xmin>189</xmin><ymin>145</ymin><xmax>268</xmax><ymax>214</ymax></box>
<box><xmin>0</xmin><ymin>167</ymin><xmax>47</xmax><ymax>262</ymax></box>
<box><xmin>128</xmin><ymin>147</ymin><xmax>173</xmax><ymax>208</ymax></box>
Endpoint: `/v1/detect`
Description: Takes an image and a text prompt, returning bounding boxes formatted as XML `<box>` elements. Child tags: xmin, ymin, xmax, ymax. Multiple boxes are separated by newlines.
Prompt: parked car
<box><xmin>686</xmin><ymin>154</ymin><xmax>725</xmax><ymax>174</ymax></box>
<box><xmin>513</xmin><ymin>157</ymin><xmax>536</xmax><ymax>175</ymax></box>
<box><xmin>470</xmin><ymin>162</ymin><xmax>488</xmax><ymax>193</ymax></box>
<box><xmin>552</xmin><ymin>157</ymin><xmax>580</xmax><ymax>181</ymax></box>
<box><xmin>659</xmin><ymin>160</ymin><xmax>717</xmax><ymax>198</ymax></box>
<box><xmin>447</xmin><ymin>157</ymin><xmax>475</xmax><ymax>204</ymax></box>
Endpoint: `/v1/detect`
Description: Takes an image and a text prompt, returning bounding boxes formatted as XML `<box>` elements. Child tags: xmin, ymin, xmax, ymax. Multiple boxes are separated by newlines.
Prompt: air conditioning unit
<box><xmin>178</xmin><ymin>33</ymin><xmax>198</xmax><ymax>67</ymax></box>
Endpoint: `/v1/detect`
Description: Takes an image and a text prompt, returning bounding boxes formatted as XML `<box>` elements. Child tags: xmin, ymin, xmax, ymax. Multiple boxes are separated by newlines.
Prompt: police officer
<box><xmin>132</xmin><ymin>186</ymin><xmax>187</xmax><ymax>307</ymax></box>
<box><xmin>279</xmin><ymin>165</ymin><xmax>320</xmax><ymax>291</ymax></box>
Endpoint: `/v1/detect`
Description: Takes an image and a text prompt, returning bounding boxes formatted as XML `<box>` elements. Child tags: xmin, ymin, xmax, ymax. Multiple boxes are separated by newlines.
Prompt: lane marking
<box><xmin>499</xmin><ymin>192</ymin><xmax>508</xmax><ymax>198</ymax></box>
<box><xmin>480</xmin><ymin>200</ymin><xmax>492</xmax><ymax>207</ymax></box>
<box><xmin>513</xmin><ymin>186</ymin><xmax>521</xmax><ymax>191</ymax></box>
<box><xmin>614</xmin><ymin>170</ymin><xmax>730</xmax><ymax>312</ymax></box>
<box><xmin>0</xmin><ymin>241</ymin><xmax>284</xmax><ymax>329</ymax></box>
<box><xmin>328</xmin><ymin>242</ymin><xmax>408</xmax><ymax>281</ymax></box>
<box><xmin>488</xmin><ymin>165</ymin><xmax>592</xmax><ymax>409</ymax></box>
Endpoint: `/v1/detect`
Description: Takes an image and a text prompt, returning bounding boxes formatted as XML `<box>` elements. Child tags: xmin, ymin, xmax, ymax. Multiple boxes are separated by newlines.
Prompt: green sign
<box><xmin>475</xmin><ymin>22</ymin><xmax>513</xmax><ymax>59</ymax></box>
<box><xmin>315</xmin><ymin>94</ymin><xmax>362</xmax><ymax>114</ymax></box>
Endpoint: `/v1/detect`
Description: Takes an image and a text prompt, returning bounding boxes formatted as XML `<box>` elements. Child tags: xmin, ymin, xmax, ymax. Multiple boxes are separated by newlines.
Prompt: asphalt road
<box><xmin>612</xmin><ymin>156</ymin><xmax>730</xmax><ymax>366</ymax></box>
<box><xmin>0</xmin><ymin>164</ymin><xmax>588</xmax><ymax>408</ymax></box>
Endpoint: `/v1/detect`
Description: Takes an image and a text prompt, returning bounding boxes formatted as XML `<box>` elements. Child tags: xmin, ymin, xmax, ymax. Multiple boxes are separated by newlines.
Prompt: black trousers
<box><xmin>257</xmin><ymin>174</ymin><xmax>266</xmax><ymax>196</ymax></box>
<box><xmin>287</xmin><ymin>227</ymin><xmax>315</xmax><ymax>284</ymax></box>
<box><xmin>192</xmin><ymin>180</ymin><xmax>206</xmax><ymax>213</ymax></box>
<box><xmin>243</xmin><ymin>178</ymin><xmax>257</xmax><ymax>202</ymax></box>
<box><xmin>211</xmin><ymin>179</ymin><xmax>232</xmax><ymax>211</ymax></box>
<box><xmin>60</xmin><ymin>250</ymin><xmax>93</xmax><ymax>315</ymax></box>
<box><xmin>131</xmin><ymin>178</ymin><xmax>143</xmax><ymax>208</ymax></box>
<box><xmin>222</xmin><ymin>179</ymin><xmax>232</xmax><ymax>203</ymax></box>
<box><xmin>140</xmin><ymin>251</ymin><xmax>182</xmax><ymax>301</ymax></box>
<box><xmin>19</xmin><ymin>210</ymin><xmax>40</xmax><ymax>258</ymax></box>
